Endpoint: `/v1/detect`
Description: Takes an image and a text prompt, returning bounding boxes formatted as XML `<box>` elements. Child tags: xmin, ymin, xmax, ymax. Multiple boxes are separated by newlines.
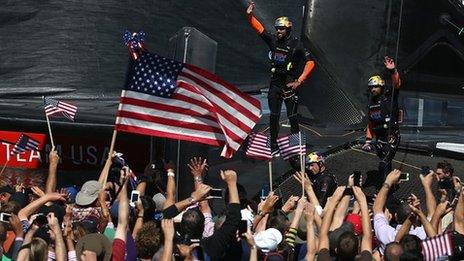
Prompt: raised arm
<box><xmin>384</xmin><ymin>56</ymin><xmax>401</xmax><ymax>89</ymax></box>
<box><xmin>319</xmin><ymin>186</ymin><xmax>345</xmax><ymax>251</ymax></box>
<box><xmin>373</xmin><ymin>169</ymin><xmax>401</xmax><ymax>215</ymax></box>
<box><xmin>286</xmin><ymin>197</ymin><xmax>307</xmax><ymax>249</ymax></box>
<box><xmin>18</xmin><ymin>192</ymin><xmax>66</xmax><ymax>220</ymax></box>
<box><xmin>115</xmin><ymin>167</ymin><xmax>129</xmax><ymax>241</ymax></box>
<box><xmin>48</xmin><ymin>213</ymin><xmax>66</xmax><ymax>261</ymax></box>
<box><xmin>253</xmin><ymin>192</ymin><xmax>279</xmax><ymax>230</ymax></box>
<box><xmin>431</xmin><ymin>201</ymin><xmax>452</xmax><ymax>233</ymax></box>
<box><xmin>353</xmin><ymin>187</ymin><xmax>372</xmax><ymax>253</ymax></box>
<box><xmin>420</xmin><ymin>172</ymin><xmax>437</xmax><ymax>218</ymax></box>
<box><xmin>454</xmin><ymin>189</ymin><xmax>464</xmax><ymax>235</ymax></box>
<box><xmin>45</xmin><ymin>147</ymin><xmax>59</xmax><ymax>194</ymax></box>
<box><xmin>394</xmin><ymin>215</ymin><xmax>412</xmax><ymax>242</ymax></box>
<box><xmin>163</xmin><ymin>166</ymin><xmax>176</xmax><ymax>209</ymax></box>
<box><xmin>331</xmin><ymin>174</ymin><xmax>354</xmax><ymax>230</ymax></box>
<box><xmin>410</xmin><ymin>204</ymin><xmax>437</xmax><ymax>237</ymax></box>
<box><xmin>305</xmin><ymin>203</ymin><xmax>317</xmax><ymax>260</ymax></box>
<box><xmin>160</xmin><ymin>219</ymin><xmax>175</xmax><ymax>261</ymax></box>
<box><xmin>246</xmin><ymin>3</ymin><xmax>265</xmax><ymax>34</ymax></box>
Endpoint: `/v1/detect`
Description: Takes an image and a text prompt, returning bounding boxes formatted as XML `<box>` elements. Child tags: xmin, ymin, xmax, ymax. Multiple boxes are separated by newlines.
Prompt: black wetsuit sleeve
<box><xmin>318</xmin><ymin>176</ymin><xmax>336</xmax><ymax>207</ymax></box>
<box><xmin>260</xmin><ymin>30</ymin><xmax>274</xmax><ymax>49</ymax></box>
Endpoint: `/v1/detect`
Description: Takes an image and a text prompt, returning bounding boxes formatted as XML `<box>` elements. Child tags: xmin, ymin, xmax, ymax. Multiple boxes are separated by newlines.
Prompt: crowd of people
<box><xmin>0</xmin><ymin>147</ymin><xmax>462</xmax><ymax>261</ymax></box>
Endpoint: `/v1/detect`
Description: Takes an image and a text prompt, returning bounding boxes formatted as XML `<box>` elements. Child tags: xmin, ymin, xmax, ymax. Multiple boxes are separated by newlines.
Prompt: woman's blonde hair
<box><xmin>30</xmin><ymin>237</ymin><xmax>48</xmax><ymax>261</ymax></box>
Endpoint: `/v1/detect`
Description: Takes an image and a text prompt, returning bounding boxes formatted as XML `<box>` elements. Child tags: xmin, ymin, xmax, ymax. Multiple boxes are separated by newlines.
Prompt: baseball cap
<box><xmin>75</xmin><ymin>181</ymin><xmax>102</xmax><ymax>206</ymax></box>
<box><xmin>254</xmin><ymin>228</ymin><xmax>283</xmax><ymax>252</ymax></box>
<box><xmin>75</xmin><ymin>233</ymin><xmax>112</xmax><ymax>261</ymax></box>
<box><xmin>62</xmin><ymin>186</ymin><xmax>78</xmax><ymax>203</ymax></box>
<box><xmin>345</xmin><ymin>213</ymin><xmax>363</xmax><ymax>235</ymax></box>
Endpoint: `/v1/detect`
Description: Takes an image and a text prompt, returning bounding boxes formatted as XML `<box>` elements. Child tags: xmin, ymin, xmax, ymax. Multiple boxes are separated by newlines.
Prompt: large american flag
<box><xmin>277</xmin><ymin>132</ymin><xmax>306</xmax><ymax>160</ymax></box>
<box><xmin>11</xmin><ymin>134</ymin><xmax>40</xmax><ymax>155</ymax></box>
<box><xmin>246</xmin><ymin>132</ymin><xmax>272</xmax><ymax>160</ymax></box>
<box><xmin>115</xmin><ymin>52</ymin><xmax>261</xmax><ymax>158</ymax></box>
<box><xmin>44</xmin><ymin>97</ymin><xmax>78</xmax><ymax>121</ymax></box>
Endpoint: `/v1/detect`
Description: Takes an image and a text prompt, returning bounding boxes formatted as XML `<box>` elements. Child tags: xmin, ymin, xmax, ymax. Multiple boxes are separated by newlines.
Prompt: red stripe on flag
<box><xmin>115</xmin><ymin>124</ymin><xmax>223</xmax><ymax>147</ymax></box>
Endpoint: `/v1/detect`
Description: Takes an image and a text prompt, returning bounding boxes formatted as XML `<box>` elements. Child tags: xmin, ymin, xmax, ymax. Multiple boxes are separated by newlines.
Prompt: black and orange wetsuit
<box><xmin>366</xmin><ymin>69</ymin><xmax>401</xmax><ymax>186</ymax></box>
<box><xmin>248</xmin><ymin>14</ymin><xmax>315</xmax><ymax>152</ymax></box>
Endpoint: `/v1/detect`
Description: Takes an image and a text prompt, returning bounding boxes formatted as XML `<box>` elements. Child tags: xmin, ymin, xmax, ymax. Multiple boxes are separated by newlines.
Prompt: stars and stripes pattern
<box><xmin>11</xmin><ymin>134</ymin><xmax>40</xmax><ymax>155</ymax></box>
<box><xmin>115</xmin><ymin>52</ymin><xmax>261</xmax><ymax>158</ymax></box>
<box><xmin>245</xmin><ymin>132</ymin><xmax>272</xmax><ymax>160</ymax></box>
<box><xmin>44</xmin><ymin>97</ymin><xmax>78</xmax><ymax>121</ymax></box>
<box><xmin>277</xmin><ymin>132</ymin><xmax>306</xmax><ymax>160</ymax></box>
<box><xmin>421</xmin><ymin>231</ymin><xmax>453</xmax><ymax>261</ymax></box>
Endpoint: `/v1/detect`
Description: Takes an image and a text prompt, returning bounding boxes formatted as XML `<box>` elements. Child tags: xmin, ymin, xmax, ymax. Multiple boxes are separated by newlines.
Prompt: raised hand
<box><xmin>386</xmin><ymin>169</ymin><xmax>401</xmax><ymax>185</ymax></box>
<box><xmin>384</xmin><ymin>56</ymin><xmax>396</xmax><ymax>70</ymax></box>
<box><xmin>419</xmin><ymin>171</ymin><xmax>435</xmax><ymax>188</ymax></box>
<box><xmin>260</xmin><ymin>191</ymin><xmax>279</xmax><ymax>214</ymax></box>
<box><xmin>187</xmin><ymin>157</ymin><xmax>208</xmax><ymax>177</ymax></box>
<box><xmin>161</xmin><ymin>219</ymin><xmax>175</xmax><ymax>241</ymax></box>
<box><xmin>191</xmin><ymin>184</ymin><xmax>211</xmax><ymax>203</ymax></box>
<box><xmin>246</xmin><ymin>2</ymin><xmax>255</xmax><ymax>15</ymax></box>
<box><xmin>49</xmin><ymin>146</ymin><xmax>60</xmax><ymax>165</ymax></box>
<box><xmin>282</xmin><ymin>195</ymin><xmax>299</xmax><ymax>214</ymax></box>
<box><xmin>220</xmin><ymin>170</ymin><xmax>237</xmax><ymax>184</ymax></box>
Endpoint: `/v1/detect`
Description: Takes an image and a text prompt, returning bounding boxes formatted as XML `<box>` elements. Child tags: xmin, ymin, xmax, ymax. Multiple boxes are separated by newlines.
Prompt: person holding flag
<box><xmin>246</xmin><ymin>2</ymin><xmax>315</xmax><ymax>156</ymax></box>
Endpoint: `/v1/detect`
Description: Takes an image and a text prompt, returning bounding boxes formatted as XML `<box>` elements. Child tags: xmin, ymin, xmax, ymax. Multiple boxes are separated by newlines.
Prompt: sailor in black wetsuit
<box><xmin>246</xmin><ymin>2</ymin><xmax>315</xmax><ymax>156</ymax></box>
<box><xmin>306</xmin><ymin>152</ymin><xmax>337</xmax><ymax>207</ymax></box>
<box><xmin>362</xmin><ymin>56</ymin><xmax>402</xmax><ymax>188</ymax></box>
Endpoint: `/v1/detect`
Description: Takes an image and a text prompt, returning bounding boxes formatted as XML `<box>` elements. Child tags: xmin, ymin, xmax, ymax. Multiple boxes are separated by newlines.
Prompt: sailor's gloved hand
<box><xmin>362</xmin><ymin>140</ymin><xmax>373</xmax><ymax>152</ymax></box>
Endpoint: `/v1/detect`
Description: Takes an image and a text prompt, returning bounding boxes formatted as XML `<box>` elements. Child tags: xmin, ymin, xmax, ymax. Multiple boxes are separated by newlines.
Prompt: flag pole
<box><xmin>103</xmin><ymin>130</ymin><xmax>118</xmax><ymax>186</ymax></box>
<box><xmin>43</xmin><ymin>96</ymin><xmax>55</xmax><ymax>148</ymax></box>
<box><xmin>299</xmin><ymin>131</ymin><xmax>305</xmax><ymax>197</ymax></box>
<box><xmin>0</xmin><ymin>159</ymin><xmax>10</xmax><ymax>176</ymax></box>
<box><xmin>174</xmin><ymin>29</ymin><xmax>191</xmax><ymax>201</ymax></box>
<box><xmin>45</xmin><ymin>114</ymin><xmax>55</xmax><ymax>148</ymax></box>
<box><xmin>268</xmin><ymin>160</ymin><xmax>273</xmax><ymax>192</ymax></box>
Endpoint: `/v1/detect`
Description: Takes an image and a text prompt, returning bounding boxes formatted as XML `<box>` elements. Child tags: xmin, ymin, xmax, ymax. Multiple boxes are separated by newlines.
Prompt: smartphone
<box><xmin>239</xmin><ymin>220</ymin><xmax>248</xmax><ymax>234</ymax></box>
<box><xmin>353</xmin><ymin>171</ymin><xmax>361</xmax><ymax>186</ymax></box>
<box><xmin>399</xmin><ymin>173</ymin><xmax>410</xmax><ymax>182</ymax></box>
<box><xmin>130</xmin><ymin>190</ymin><xmax>140</xmax><ymax>207</ymax></box>
<box><xmin>343</xmin><ymin>187</ymin><xmax>354</xmax><ymax>196</ymax></box>
<box><xmin>421</xmin><ymin>166</ymin><xmax>431</xmax><ymax>175</ymax></box>
<box><xmin>0</xmin><ymin>213</ymin><xmax>11</xmax><ymax>223</ymax></box>
<box><xmin>208</xmin><ymin>188</ymin><xmax>223</xmax><ymax>199</ymax></box>
<box><xmin>34</xmin><ymin>214</ymin><xmax>48</xmax><ymax>227</ymax></box>
<box><xmin>260</xmin><ymin>184</ymin><xmax>270</xmax><ymax>201</ymax></box>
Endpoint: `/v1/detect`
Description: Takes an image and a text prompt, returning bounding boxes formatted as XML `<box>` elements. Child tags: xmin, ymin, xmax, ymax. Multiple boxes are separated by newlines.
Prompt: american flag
<box><xmin>421</xmin><ymin>231</ymin><xmax>453</xmax><ymax>261</ymax></box>
<box><xmin>277</xmin><ymin>132</ymin><xmax>306</xmax><ymax>160</ymax></box>
<box><xmin>246</xmin><ymin>132</ymin><xmax>272</xmax><ymax>160</ymax></box>
<box><xmin>11</xmin><ymin>134</ymin><xmax>40</xmax><ymax>155</ymax></box>
<box><xmin>115</xmin><ymin>52</ymin><xmax>261</xmax><ymax>158</ymax></box>
<box><xmin>44</xmin><ymin>97</ymin><xmax>78</xmax><ymax>121</ymax></box>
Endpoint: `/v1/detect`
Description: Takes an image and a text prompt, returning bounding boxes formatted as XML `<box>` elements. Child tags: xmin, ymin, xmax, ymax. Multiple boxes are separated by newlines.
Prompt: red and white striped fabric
<box><xmin>421</xmin><ymin>231</ymin><xmax>453</xmax><ymax>261</ymax></box>
<box><xmin>115</xmin><ymin>52</ymin><xmax>262</xmax><ymax>158</ymax></box>
<box><xmin>246</xmin><ymin>132</ymin><xmax>272</xmax><ymax>160</ymax></box>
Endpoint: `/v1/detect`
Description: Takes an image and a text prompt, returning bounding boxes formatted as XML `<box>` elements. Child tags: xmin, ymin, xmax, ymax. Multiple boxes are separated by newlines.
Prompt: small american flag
<box><xmin>246</xmin><ymin>132</ymin><xmax>272</xmax><ymax>160</ymax></box>
<box><xmin>421</xmin><ymin>231</ymin><xmax>453</xmax><ymax>261</ymax></box>
<box><xmin>277</xmin><ymin>132</ymin><xmax>306</xmax><ymax>160</ymax></box>
<box><xmin>44</xmin><ymin>97</ymin><xmax>78</xmax><ymax>121</ymax></box>
<box><xmin>11</xmin><ymin>134</ymin><xmax>40</xmax><ymax>155</ymax></box>
<box><xmin>115</xmin><ymin>52</ymin><xmax>261</xmax><ymax>158</ymax></box>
